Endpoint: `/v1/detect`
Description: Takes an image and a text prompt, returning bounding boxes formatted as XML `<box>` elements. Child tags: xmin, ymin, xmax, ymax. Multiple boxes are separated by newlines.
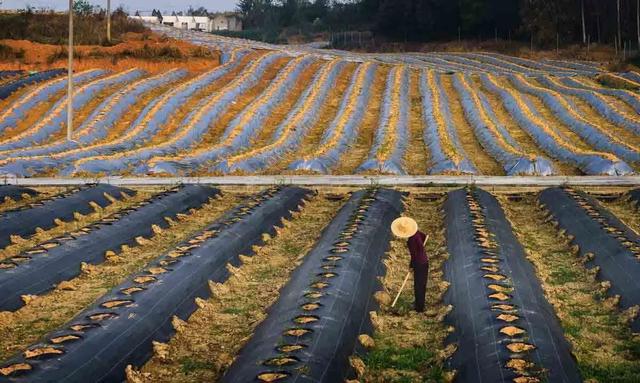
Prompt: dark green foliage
<box><xmin>0</xmin><ymin>44</ymin><xmax>25</xmax><ymax>60</ymax></box>
<box><xmin>237</xmin><ymin>0</ymin><xmax>639</xmax><ymax>48</ymax></box>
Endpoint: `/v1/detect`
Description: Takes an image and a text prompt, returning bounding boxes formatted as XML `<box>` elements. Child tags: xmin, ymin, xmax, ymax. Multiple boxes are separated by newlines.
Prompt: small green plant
<box><xmin>179</xmin><ymin>357</ymin><xmax>210</xmax><ymax>375</ymax></box>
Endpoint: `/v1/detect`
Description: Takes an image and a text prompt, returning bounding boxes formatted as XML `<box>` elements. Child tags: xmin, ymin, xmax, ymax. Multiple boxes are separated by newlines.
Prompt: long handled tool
<box><xmin>391</xmin><ymin>235</ymin><xmax>429</xmax><ymax>308</ymax></box>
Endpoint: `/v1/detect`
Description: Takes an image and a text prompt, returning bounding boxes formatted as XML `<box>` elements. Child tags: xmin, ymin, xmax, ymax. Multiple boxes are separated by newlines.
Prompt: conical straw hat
<box><xmin>391</xmin><ymin>217</ymin><xmax>418</xmax><ymax>239</ymax></box>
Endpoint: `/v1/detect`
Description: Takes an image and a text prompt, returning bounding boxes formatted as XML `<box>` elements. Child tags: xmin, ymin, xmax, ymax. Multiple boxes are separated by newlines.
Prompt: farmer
<box><xmin>391</xmin><ymin>217</ymin><xmax>428</xmax><ymax>313</ymax></box>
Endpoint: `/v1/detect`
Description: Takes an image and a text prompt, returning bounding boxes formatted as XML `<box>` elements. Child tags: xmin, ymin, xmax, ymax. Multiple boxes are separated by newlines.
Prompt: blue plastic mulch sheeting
<box><xmin>0</xmin><ymin>69</ymin><xmax>65</xmax><ymax>100</ymax></box>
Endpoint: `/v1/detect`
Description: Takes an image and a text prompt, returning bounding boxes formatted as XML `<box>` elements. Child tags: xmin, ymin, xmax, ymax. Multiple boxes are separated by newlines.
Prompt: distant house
<box><xmin>131</xmin><ymin>15</ymin><xmax>161</xmax><ymax>25</ymax></box>
<box><xmin>211</xmin><ymin>13</ymin><xmax>243</xmax><ymax>32</ymax></box>
<box><xmin>130</xmin><ymin>12</ymin><xmax>242</xmax><ymax>33</ymax></box>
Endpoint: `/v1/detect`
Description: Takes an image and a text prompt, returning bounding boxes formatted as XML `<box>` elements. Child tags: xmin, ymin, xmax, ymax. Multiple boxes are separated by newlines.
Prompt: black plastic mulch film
<box><xmin>0</xmin><ymin>186</ymin><xmax>37</xmax><ymax>202</ymax></box>
<box><xmin>221</xmin><ymin>188</ymin><xmax>404</xmax><ymax>383</ymax></box>
<box><xmin>444</xmin><ymin>188</ymin><xmax>581</xmax><ymax>383</ymax></box>
<box><xmin>539</xmin><ymin>187</ymin><xmax>640</xmax><ymax>331</ymax></box>
<box><xmin>629</xmin><ymin>188</ymin><xmax>640</xmax><ymax>210</ymax></box>
<box><xmin>0</xmin><ymin>184</ymin><xmax>219</xmax><ymax>311</ymax></box>
<box><xmin>0</xmin><ymin>186</ymin><xmax>311</xmax><ymax>383</ymax></box>
<box><xmin>0</xmin><ymin>184</ymin><xmax>134</xmax><ymax>250</ymax></box>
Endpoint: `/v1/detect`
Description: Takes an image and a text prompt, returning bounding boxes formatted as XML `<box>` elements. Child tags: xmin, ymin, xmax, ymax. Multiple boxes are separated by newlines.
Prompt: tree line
<box><xmin>237</xmin><ymin>0</ymin><xmax>640</xmax><ymax>49</ymax></box>
<box><xmin>0</xmin><ymin>3</ymin><xmax>145</xmax><ymax>45</ymax></box>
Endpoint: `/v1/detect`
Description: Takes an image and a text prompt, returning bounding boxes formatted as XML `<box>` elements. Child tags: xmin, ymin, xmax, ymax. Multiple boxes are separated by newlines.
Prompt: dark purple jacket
<box><xmin>407</xmin><ymin>231</ymin><xmax>428</xmax><ymax>269</ymax></box>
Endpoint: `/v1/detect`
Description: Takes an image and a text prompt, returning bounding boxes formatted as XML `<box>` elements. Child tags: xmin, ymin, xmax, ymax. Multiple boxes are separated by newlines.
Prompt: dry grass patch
<box><xmin>361</xmin><ymin>194</ymin><xmax>450</xmax><ymax>382</ymax></box>
<box><xmin>137</xmin><ymin>193</ymin><xmax>344</xmax><ymax>382</ymax></box>
<box><xmin>599</xmin><ymin>197</ymin><xmax>640</xmax><ymax>235</ymax></box>
<box><xmin>403</xmin><ymin>69</ymin><xmax>429</xmax><ymax>176</ymax></box>
<box><xmin>0</xmin><ymin>191</ymin><xmax>240</xmax><ymax>361</ymax></box>
<box><xmin>499</xmin><ymin>195</ymin><xmax>640</xmax><ymax>382</ymax></box>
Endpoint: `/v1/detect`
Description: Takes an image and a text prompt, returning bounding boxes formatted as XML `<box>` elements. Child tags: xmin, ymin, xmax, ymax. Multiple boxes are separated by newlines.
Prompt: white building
<box><xmin>130</xmin><ymin>13</ymin><xmax>243</xmax><ymax>33</ymax></box>
<box><xmin>160</xmin><ymin>15</ymin><xmax>211</xmax><ymax>32</ymax></box>
<box><xmin>131</xmin><ymin>15</ymin><xmax>161</xmax><ymax>25</ymax></box>
<box><xmin>211</xmin><ymin>13</ymin><xmax>243</xmax><ymax>32</ymax></box>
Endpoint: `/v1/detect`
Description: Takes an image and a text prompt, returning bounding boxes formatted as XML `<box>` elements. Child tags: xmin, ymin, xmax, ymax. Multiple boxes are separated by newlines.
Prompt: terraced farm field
<box><xmin>0</xmin><ymin>24</ymin><xmax>639</xmax><ymax>383</ymax></box>
<box><xmin>0</xmin><ymin>26</ymin><xmax>639</xmax><ymax>178</ymax></box>
<box><xmin>0</xmin><ymin>184</ymin><xmax>639</xmax><ymax>382</ymax></box>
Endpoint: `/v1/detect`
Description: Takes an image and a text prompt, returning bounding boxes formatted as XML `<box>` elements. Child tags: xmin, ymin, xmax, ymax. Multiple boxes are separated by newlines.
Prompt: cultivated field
<box><xmin>0</xmin><ymin>185</ymin><xmax>638</xmax><ymax>382</ymax></box>
<box><xmin>0</xmin><ymin>26</ymin><xmax>638</xmax><ymax>178</ymax></box>
<box><xmin>1</xmin><ymin>25</ymin><xmax>640</xmax><ymax>383</ymax></box>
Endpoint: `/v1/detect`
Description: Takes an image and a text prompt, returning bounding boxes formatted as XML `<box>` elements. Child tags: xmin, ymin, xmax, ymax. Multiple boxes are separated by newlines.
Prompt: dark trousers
<box><xmin>413</xmin><ymin>263</ymin><xmax>428</xmax><ymax>312</ymax></box>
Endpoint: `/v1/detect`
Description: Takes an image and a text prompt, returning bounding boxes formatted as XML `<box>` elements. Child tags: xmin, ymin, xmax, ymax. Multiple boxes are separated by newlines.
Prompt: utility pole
<box><xmin>67</xmin><ymin>0</ymin><xmax>73</xmax><ymax>141</ymax></box>
<box><xmin>107</xmin><ymin>0</ymin><xmax>111</xmax><ymax>43</ymax></box>
<box><xmin>581</xmin><ymin>0</ymin><xmax>586</xmax><ymax>44</ymax></box>
<box><xmin>637</xmin><ymin>0</ymin><xmax>639</xmax><ymax>52</ymax></box>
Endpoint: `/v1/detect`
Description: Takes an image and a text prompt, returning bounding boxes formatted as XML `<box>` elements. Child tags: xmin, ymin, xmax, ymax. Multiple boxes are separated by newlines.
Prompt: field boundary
<box><xmin>1</xmin><ymin>175</ymin><xmax>639</xmax><ymax>187</ymax></box>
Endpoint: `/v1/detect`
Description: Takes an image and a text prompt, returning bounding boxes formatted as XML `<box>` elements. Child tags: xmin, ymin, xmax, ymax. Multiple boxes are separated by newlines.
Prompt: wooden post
<box><xmin>67</xmin><ymin>0</ymin><xmax>73</xmax><ymax>141</ymax></box>
<box><xmin>106</xmin><ymin>0</ymin><xmax>111</xmax><ymax>43</ymax></box>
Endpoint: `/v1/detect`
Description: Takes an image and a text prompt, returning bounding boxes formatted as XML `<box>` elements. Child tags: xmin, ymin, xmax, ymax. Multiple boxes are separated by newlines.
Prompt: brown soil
<box><xmin>0</xmin><ymin>32</ymin><xmax>220</xmax><ymax>74</ymax></box>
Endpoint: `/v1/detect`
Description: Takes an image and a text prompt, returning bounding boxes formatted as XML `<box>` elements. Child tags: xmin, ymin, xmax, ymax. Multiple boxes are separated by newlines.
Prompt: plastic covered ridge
<box><xmin>357</xmin><ymin>66</ymin><xmax>411</xmax><ymax>175</ymax></box>
<box><xmin>222</xmin><ymin>188</ymin><xmax>403</xmax><ymax>383</ymax></box>
<box><xmin>539</xmin><ymin>188</ymin><xmax>640</xmax><ymax>331</ymax></box>
<box><xmin>0</xmin><ymin>184</ymin><xmax>133</xmax><ymax>250</ymax></box>
<box><xmin>0</xmin><ymin>186</ymin><xmax>310</xmax><ymax>382</ymax></box>
<box><xmin>444</xmin><ymin>188</ymin><xmax>581</xmax><ymax>382</ymax></box>
<box><xmin>288</xmin><ymin>62</ymin><xmax>377</xmax><ymax>174</ymax></box>
<box><xmin>147</xmin><ymin>56</ymin><xmax>316</xmax><ymax>175</ymax></box>
<box><xmin>480</xmin><ymin>74</ymin><xmax>633</xmax><ymax>176</ymax></box>
<box><xmin>0</xmin><ymin>69</ymin><xmax>106</xmax><ymax>134</ymax></box>
<box><xmin>452</xmin><ymin>73</ymin><xmax>555</xmax><ymax>176</ymax></box>
<box><xmin>0</xmin><ymin>69</ymin><xmax>66</xmax><ymax>100</ymax></box>
<box><xmin>0</xmin><ymin>69</ymin><xmax>187</xmax><ymax>162</ymax></box>
<box><xmin>420</xmin><ymin>71</ymin><xmax>477</xmax><ymax>175</ymax></box>
<box><xmin>0</xmin><ymin>184</ymin><xmax>219</xmax><ymax>311</ymax></box>
<box><xmin>0</xmin><ymin>56</ymin><xmax>243</xmax><ymax>177</ymax></box>
<box><xmin>0</xmin><ymin>185</ymin><xmax>37</xmax><ymax>202</ymax></box>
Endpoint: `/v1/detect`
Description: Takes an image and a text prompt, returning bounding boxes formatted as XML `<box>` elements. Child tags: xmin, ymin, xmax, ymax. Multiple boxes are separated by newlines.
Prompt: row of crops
<box><xmin>0</xmin><ymin>184</ymin><xmax>638</xmax><ymax>382</ymax></box>
<box><xmin>0</xmin><ymin>47</ymin><xmax>638</xmax><ymax>177</ymax></box>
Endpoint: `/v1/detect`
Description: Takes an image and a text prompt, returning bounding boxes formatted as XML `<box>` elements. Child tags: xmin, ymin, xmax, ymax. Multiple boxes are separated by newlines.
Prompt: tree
<box><xmin>188</xmin><ymin>6</ymin><xmax>209</xmax><ymax>16</ymax></box>
<box><xmin>73</xmin><ymin>0</ymin><xmax>93</xmax><ymax>15</ymax></box>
